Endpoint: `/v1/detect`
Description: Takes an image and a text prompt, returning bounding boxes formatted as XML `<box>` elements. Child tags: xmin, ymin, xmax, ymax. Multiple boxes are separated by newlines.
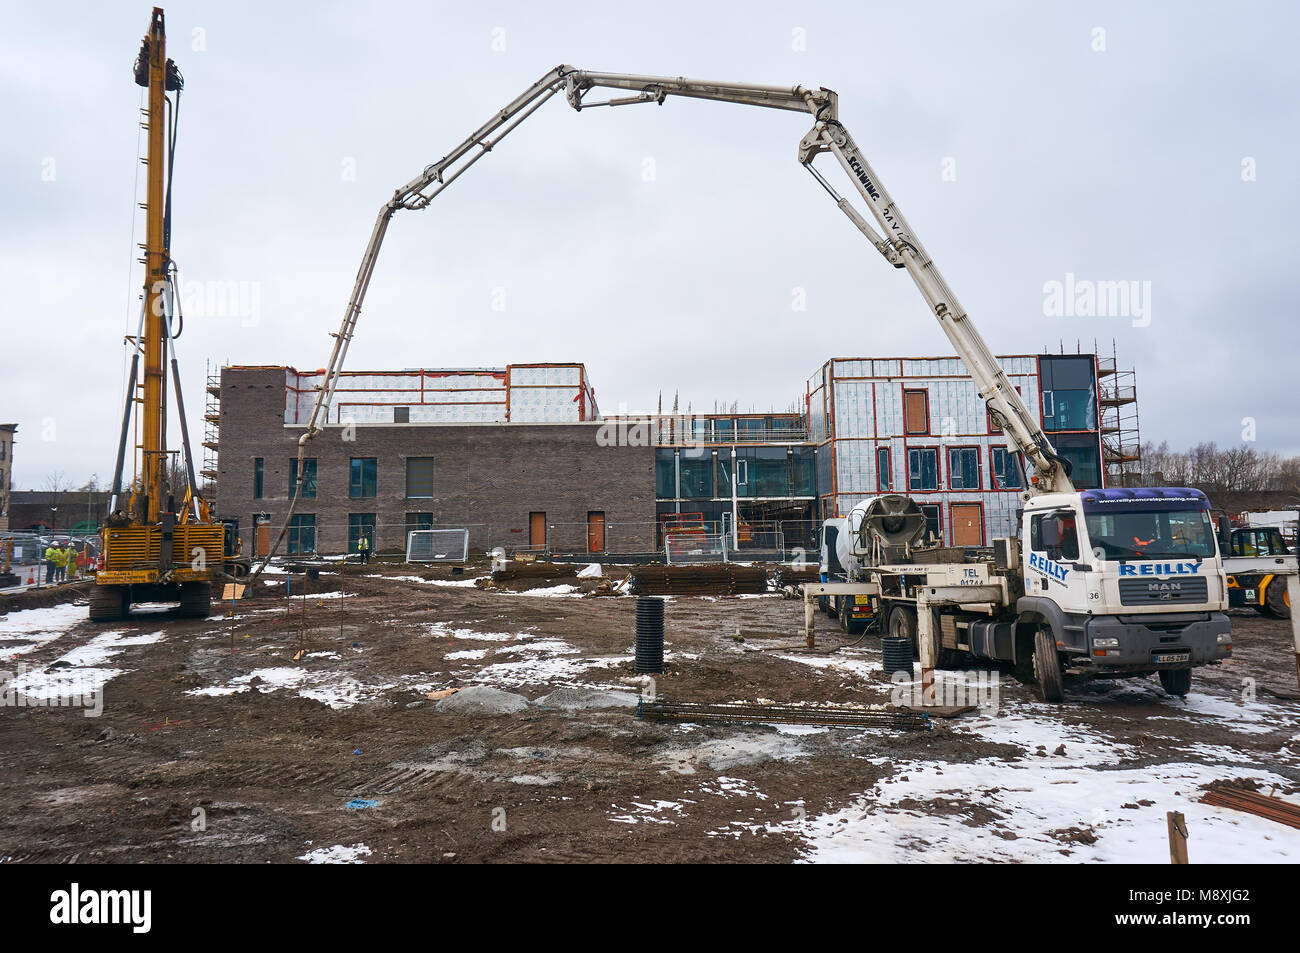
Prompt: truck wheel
<box><xmin>89</xmin><ymin>584</ymin><xmax>127</xmax><ymax>622</ymax></box>
<box><xmin>1158</xmin><ymin>668</ymin><xmax>1192</xmax><ymax>696</ymax></box>
<box><xmin>888</xmin><ymin>606</ymin><xmax>919</xmax><ymax>658</ymax></box>
<box><xmin>178</xmin><ymin>582</ymin><xmax>212</xmax><ymax>619</ymax></box>
<box><xmin>1259</xmin><ymin>576</ymin><xmax>1292</xmax><ymax>619</ymax></box>
<box><xmin>1032</xmin><ymin>627</ymin><xmax>1065</xmax><ymax>703</ymax></box>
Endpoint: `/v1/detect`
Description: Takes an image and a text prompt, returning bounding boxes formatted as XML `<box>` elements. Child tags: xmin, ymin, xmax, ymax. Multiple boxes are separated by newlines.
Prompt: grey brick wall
<box><xmin>217</xmin><ymin>366</ymin><xmax>655</xmax><ymax>555</ymax></box>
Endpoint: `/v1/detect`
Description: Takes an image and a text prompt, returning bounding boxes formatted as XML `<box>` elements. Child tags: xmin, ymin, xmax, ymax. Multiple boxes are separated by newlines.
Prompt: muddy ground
<box><xmin>1</xmin><ymin>561</ymin><xmax>1298</xmax><ymax>864</ymax></box>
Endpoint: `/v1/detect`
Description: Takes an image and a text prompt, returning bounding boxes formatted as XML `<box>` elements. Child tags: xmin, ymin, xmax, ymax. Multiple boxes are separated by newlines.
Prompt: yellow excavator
<box><xmin>91</xmin><ymin>8</ymin><xmax>225</xmax><ymax>621</ymax></box>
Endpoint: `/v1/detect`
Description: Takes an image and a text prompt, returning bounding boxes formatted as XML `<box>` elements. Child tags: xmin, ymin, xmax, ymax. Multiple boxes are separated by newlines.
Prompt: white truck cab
<box><xmin>1018</xmin><ymin>487</ymin><xmax>1231</xmax><ymax>683</ymax></box>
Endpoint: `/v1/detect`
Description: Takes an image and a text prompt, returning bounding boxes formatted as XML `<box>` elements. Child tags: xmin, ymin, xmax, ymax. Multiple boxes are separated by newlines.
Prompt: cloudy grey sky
<box><xmin>2</xmin><ymin>0</ymin><xmax>1297</xmax><ymax>490</ymax></box>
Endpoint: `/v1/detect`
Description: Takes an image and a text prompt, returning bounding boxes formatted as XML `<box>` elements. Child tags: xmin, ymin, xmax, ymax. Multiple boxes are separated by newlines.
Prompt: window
<box><xmin>1053</xmin><ymin>435</ymin><xmax>1102</xmax><ymax>489</ymax></box>
<box><xmin>1031</xmin><ymin>512</ymin><xmax>1081</xmax><ymax>559</ymax></box>
<box><xmin>791</xmin><ymin>446</ymin><xmax>816</xmax><ymax>496</ymax></box>
<box><xmin>948</xmin><ymin>447</ymin><xmax>981</xmax><ymax>490</ymax></box>
<box><xmin>405</xmin><ymin>512</ymin><xmax>434</xmax><ymax>537</ymax></box>
<box><xmin>655</xmin><ymin>449</ymin><xmax>676</xmax><ymax>498</ymax></box>
<box><xmin>253</xmin><ymin>458</ymin><xmax>263</xmax><ymax>499</ymax></box>
<box><xmin>1039</xmin><ymin>356</ymin><xmax>1097</xmax><ymax>432</ymax></box>
<box><xmin>1085</xmin><ymin>507</ymin><xmax>1215</xmax><ymax>560</ymax></box>
<box><xmin>713</xmin><ymin>419</ymin><xmax>733</xmax><ymax>442</ymax></box>
<box><xmin>394</xmin><ymin>406</ymin><xmax>409</xmax><ymax>423</ymax></box>
<box><xmin>406</xmin><ymin>457</ymin><xmax>435</xmax><ymax>498</ymax></box>
<box><xmin>877</xmin><ymin>447</ymin><xmax>893</xmax><ymax>491</ymax></box>
<box><xmin>349</xmin><ymin>458</ymin><xmax>377</xmax><ymax>498</ymax></box>
<box><xmin>920</xmin><ymin>504</ymin><xmax>942</xmax><ymax>545</ymax></box>
<box><xmin>907</xmin><ymin>447</ymin><xmax>939</xmax><ymax>491</ymax></box>
<box><xmin>990</xmin><ymin>448</ymin><xmax>1024</xmax><ymax>490</ymax></box>
<box><xmin>290</xmin><ymin>457</ymin><xmax>317</xmax><ymax>499</ymax></box>
<box><xmin>348</xmin><ymin>513</ymin><xmax>377</xmax><ymax>552</ymax></box>
<box><xmin>903</xmin><ymin>389</ymin><xmax>929</xmax><ymax>435</ymax></box>
<box><xmin>679</xmin><ymin>452</ymin><xmax>713</xmax><ymax>499</ymax></box>
<box><xmin>287</xmin><ymin>514</ymin><xmax>316</xmax><ymax>555</ymax></box>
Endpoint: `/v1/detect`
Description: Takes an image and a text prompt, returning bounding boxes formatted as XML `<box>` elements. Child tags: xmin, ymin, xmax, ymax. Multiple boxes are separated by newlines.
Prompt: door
<box><xmin>952</xmin><ymin>503</ymin><xmax>983</xmax><ymax>547</ymax></box>
<box><xmin>529</xmin><ymin>512</ymin><xmax>547</xmax><ymax>550</ymax></box>
<box><xmin>254</xmin><ymin>515</ymin><xmax>271</xmax><ymax>557</ymax></box>
<box><xmin>587</xmin><ymin>511</ymin><xmax>606</xmax><ymax>553</ymax></box>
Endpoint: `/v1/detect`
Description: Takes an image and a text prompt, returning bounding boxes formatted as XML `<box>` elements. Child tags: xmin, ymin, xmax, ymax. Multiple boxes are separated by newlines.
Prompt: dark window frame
<box><xmin>907</xmin><ymin>446</ymin><xmax>940</xmax><ymax>491</ymax></box>
<box><xmin>349</xmin><ymin>457</ymin><xmax>378</xmax><ymax>499</ymax></box>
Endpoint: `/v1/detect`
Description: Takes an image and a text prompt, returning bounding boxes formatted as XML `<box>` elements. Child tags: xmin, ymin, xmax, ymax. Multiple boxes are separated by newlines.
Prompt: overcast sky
<box><xmin>2</xmin><ymin>0</ymin><xmax>1297</xmax><ymax>490</ymax></box>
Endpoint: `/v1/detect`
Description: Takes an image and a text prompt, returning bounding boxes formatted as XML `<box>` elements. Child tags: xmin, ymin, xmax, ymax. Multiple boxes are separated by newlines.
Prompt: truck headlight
<box><xmin>1217</xmin><ymin>633</ymin><xmax>1232</xmax><ymax>644</ymax></box>
<box><xmin>1093</xmin><ymin>637</ymin><xmax>1119</xmax><ymax>649</ymax></box>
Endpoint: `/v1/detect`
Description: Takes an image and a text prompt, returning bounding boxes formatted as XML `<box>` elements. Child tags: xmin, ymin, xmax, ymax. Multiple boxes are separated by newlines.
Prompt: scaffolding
<box><xmin>202</xmin><ymin>360</ymin><xmax>220</xmax><ymax>505</ymax></box>
<box><xmin>1096</xmin><ymin>341</ymin><xmax>1142</xmax><ymax>487</ymax></box>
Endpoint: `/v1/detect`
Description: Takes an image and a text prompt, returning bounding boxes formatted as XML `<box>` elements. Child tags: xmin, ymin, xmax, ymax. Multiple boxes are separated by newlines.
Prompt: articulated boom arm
<box><xmin>798</xmin><ymin>124</ymin><xmax>1074</xmax><ymax>495</ymax></box>
<box><xmin>263</xmin><ymin>66</ymin><xmax>1068</xmax><ymax>571</ymax></box>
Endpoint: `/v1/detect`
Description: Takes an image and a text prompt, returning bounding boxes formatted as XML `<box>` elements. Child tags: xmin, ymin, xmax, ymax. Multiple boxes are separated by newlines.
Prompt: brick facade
<box><xmin>217</xmin><ymin>367</ymin><xmax>655</xmax><ymax>555</ymax></box>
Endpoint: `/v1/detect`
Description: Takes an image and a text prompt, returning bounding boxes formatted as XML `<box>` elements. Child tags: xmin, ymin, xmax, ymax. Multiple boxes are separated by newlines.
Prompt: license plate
<box><xmin>1155</xmin><ymin>652</ymin><xmax>1190</xmax><ymax>664</ymax></box>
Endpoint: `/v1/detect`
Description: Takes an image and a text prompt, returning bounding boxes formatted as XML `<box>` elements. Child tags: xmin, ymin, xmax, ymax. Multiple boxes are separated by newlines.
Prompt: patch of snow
<box><xmin>298</xmin><ymin>843</ymin><xmax>371</xmax><ymax>864</ymax></box>
<box><xmin>0</xmin><ymin>603</ymin><xmax>88</xmax><ymax>659</ymax></box>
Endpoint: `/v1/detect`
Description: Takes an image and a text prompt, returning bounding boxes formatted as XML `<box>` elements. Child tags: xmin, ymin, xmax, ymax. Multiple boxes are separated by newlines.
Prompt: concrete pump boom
<box><xmin>260</xmin><ymin>66</ymin><xmax>1072</xmax><ymax>571</ymax></box>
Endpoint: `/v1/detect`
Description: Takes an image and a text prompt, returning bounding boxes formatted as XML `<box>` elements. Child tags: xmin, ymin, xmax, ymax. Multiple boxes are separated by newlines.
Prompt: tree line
<box><xmin>1139</xmin><ymin>441</ymin><xmax>1300</xmax><ymax>496</ymax></box>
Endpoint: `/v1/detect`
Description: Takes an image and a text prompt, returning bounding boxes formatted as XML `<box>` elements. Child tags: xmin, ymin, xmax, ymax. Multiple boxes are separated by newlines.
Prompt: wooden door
<box><xmin>529</xmin><ymin>512</ymin><xmax>547</xmax><ymax>550</ymax></box>
<box><xmin>951</xmin><ymin>504</ymin><xmax>983</xmax><ymax>547</ymax></box>
<box><xmin>587</xmin><ymin>512</ymin><xmax>605</xmax><ymax>553</ymax></box>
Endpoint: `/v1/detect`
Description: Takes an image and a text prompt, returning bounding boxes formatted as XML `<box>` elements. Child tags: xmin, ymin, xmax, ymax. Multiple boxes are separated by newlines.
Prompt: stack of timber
<box><xmin>772</xmin><ymin>566</ymin><xmax>821</xmax><ymax>588</ymax></box>
<box><xmin>491</xmin><ymin>562</ymin><xmax>579</xmax><ymax>582</ymax></box>
<box><xmin>629</xmin><ymin>564</ymin><xmax>767</xmax><ymax>596</ymax></box>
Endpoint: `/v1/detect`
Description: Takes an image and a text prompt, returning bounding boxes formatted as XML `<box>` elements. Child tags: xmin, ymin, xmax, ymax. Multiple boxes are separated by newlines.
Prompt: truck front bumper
<box><xmin>1079</xmin><ymin>612</ymin><xmax>1230</xmax><ymax>674</ymax></box>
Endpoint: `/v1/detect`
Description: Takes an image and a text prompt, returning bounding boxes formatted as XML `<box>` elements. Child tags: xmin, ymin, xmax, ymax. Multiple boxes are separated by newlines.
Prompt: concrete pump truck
<box><xmin>90</xmin><ymin>8</ymin><xmax>225</xmax><ymax>621</ymax></box>
<box><xmin>229</xmin><ymin>62</ymin><xmax>1280</xmax><ymax>700</ymax></box>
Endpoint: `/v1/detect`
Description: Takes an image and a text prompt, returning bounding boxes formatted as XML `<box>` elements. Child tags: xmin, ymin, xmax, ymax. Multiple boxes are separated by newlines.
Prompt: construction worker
<box><xmin>357</xmin><ymin>533</ymin><xmax>372</xmax><ymax>564</ymax></box>
<box><xmin>63</xmin><ymin>540</ymin><xmax>79</xmax><ymax>580</ymax></box>
<box><xmin>45</xmin><ymin>542</ymin><xmax>62</xmax><ymax>585</ymax></box>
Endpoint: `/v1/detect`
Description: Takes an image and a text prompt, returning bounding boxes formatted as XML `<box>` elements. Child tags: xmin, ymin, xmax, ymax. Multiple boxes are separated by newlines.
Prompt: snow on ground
<box><xmin>503</xmin><ymin>584</ymin><xmax>581</xmax><ymax>598</ymax></box>
<box><xmin>794</xmin><ymin>757</ymin><xmax>1294</xmax><ymax>863</ymax></box>
<box><xmin>363</xmin><ymin>574</ymin><xmax>486</xmax><ymax>587</ymax></box>
<box><xmin>297</xmin><ymin>843</ymin><xmax>371</xmax><ymax>864</ymax></box>
<box><xmin>469</xmin><ymin>651</ymin><xmax>629</xmax><ymax>689</ymax></box>
<box><xmin>185</xmin><ymin>665</ymin><xmax>395</xmax><ymax>709</ymax></box>
<box><xmin>0</xmin><ymin>603</ymin><xmax>88</xmax><ymax>660</ymax></box>
<box><xmin>6</xmin><ymin>629</ymin><xmax>164</xmax><ymax>706</ymax></box>
<box><xmin>789</xmin><ymin>693</ymin><xmax>1300</xmax><ymax>863</ymax></box>
<box><xmin>776</xmin><ymin>650</ymin><xmax>881</xmax><ymax>681</ymax></box>
<box><xmin>427</xmin><ymin>621</ymin><xmax>525</xmax><ymax>642</ymax></box>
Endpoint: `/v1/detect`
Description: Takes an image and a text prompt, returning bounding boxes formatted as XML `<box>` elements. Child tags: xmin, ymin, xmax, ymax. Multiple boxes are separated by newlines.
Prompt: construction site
<box><xmin>3</xmin><ymin>4</ymin><xmax>1300</xmax><ymax>898</ymax></box>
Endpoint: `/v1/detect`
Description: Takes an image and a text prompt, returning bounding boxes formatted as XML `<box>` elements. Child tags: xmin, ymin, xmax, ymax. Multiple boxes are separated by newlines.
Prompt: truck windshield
<box><xmin>1084</xmin><ymin>508</ymin><xmax>1216</xmax><ymax>560</ymax></box>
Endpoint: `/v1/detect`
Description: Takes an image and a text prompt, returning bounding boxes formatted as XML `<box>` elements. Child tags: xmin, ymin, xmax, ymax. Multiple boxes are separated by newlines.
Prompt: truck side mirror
<box><xmin>1216</xmin><ymin>516</ymin><xmax>1233</xmax><ymax>556</ymax></box>
<box><xmin>1039</xmin><ymin>517</ymin><xmax>1061</xmax><ymax>549</ymax></box>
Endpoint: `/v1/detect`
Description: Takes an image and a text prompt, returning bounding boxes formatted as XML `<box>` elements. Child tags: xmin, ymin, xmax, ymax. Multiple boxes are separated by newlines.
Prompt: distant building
<box><xmin>214</xmin><ymin>364</ymin><xmax>654</xmax><ymax>555</ymax></box>
<box><xmin>5</xmin><ymin>489</ymin><xmax>111</xmax><ymax>535</ymax></box>
<box><xmin>213</xmin><ymin>352</ymin><xmax>1131</xmax><ymax>555</ymax></box>
<box><xmin>0</xmin><ymin>424</ymin><xmax>16</xmax><ymax>531</ymax></box>
<box><xmin>804</xmin><ymin>353</ymin><xmax>1110</xmax><ymax>545</ymax></box>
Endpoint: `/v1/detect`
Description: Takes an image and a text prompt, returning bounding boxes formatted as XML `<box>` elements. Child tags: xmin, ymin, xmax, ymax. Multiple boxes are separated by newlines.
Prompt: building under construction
<box><xmin>211</xmin><ymin>351</ymin><xmax>1133</xmax><ymax>556</ymax></box>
